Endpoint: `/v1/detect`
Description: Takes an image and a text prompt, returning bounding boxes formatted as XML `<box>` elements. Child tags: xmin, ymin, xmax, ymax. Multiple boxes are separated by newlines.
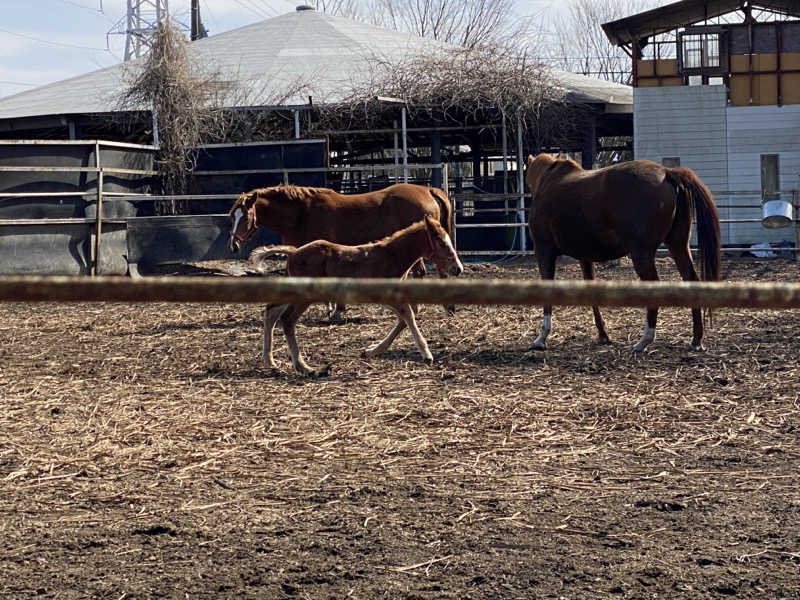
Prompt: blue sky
<box><xmin>0</xmin><ymin>0</ymin><xmax>301</xmax><ymax>99</ymax></box>
<box><xmin>0</xmin><ymin>0</ymin><xmax>556</xmax><ymax>100</ymax></box>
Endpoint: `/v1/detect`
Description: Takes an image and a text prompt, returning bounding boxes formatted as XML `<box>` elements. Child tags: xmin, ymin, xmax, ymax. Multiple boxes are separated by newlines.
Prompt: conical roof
<box><xmin>0</xmin><ymin>8</ymin><xmax>448</xmax><ymax>120</ymax></box>
<box><xmin>0</xmin><ymin>7</ymin><xmax>631</xmax><ymax>121</ymax></box>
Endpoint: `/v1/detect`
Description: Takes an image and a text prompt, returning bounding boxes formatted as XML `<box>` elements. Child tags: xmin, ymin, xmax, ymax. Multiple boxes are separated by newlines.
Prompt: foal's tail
<box><xmin>249</xmin><ymin>245</ymin><xmax>297</xmax><ymax>273</ymax></box>
<box><xmin>668</xmin><ymin>167</ymin><xmax>721</xmax><ymax>282</ymax></box>
<box><xmin>429</xmin><ymin>187</ymin><xmax>453</xmax><ymax>237</ymax></box>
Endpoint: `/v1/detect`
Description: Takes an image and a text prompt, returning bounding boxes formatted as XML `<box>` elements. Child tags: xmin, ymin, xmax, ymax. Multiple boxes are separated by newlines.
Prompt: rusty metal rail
<box><xmin>1</xmin><ymin>276</ymin><xmax>800</xmax><ymax>310</ymax></box>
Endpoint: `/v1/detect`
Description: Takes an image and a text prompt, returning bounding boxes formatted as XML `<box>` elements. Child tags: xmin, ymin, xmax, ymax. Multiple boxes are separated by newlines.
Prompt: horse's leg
<box><xmin>413</xmin><ymin>258</ymin><xmax>455</xmax><ymax>317</ymax></box>
<box><xmin>580</xmin><ymin>260</ymin><xmax>610</xmax><ymax>344</ymax></box>
<box><xmin>280</xmin><ymin>303</ymin><xmax>318</xmax><ymax>375</ymax></box>
<box><xmin>327</xmin><ymin>302</ymin><xmax>346</xmax><ymax>322</ymax></box>
<box><xmin>393</xmin><ymin>303</ymin><xmax>434</xmax><ymax>365</ymax></box>
<box><xmin>263</xmin><ymin>303</ymin><xmax>289</xmax><ymax>367</ymax></box>
<box><xmin>668</xmin><ymin>244</ymin><xmax>704</xmax><ymax>350</ymax></box>
<box><xmin>363</xmin><ymin>314</ymin><xmax>407</xmax><ymax>358</ymax></box>
<box><xmin>532</xmin><ymin>250</ymin><xmax>557</xmax><ymax>350</ymax></box>
<box><xmin>630</xmin><ymin>250</ymin><xmax>660</xmax><ymax>353</ymax></box>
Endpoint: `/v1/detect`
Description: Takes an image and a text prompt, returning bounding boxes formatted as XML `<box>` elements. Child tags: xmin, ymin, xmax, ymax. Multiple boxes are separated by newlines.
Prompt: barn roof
<box><xmin>603</xmin><ymin>0</ymin><xmax>800</xmax><ymax>47</ymax></box>
<box><xmin>0</xmin><ymin>7</ymin><xmax>631</xmax><ymax>122</ymax></box>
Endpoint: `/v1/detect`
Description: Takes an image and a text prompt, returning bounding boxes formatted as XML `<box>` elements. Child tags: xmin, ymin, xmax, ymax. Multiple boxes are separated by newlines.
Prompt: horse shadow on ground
<box><xmin>133</xmin><ymin>318</ymin><xmax>263</xmax><ymax>335</ymax></box>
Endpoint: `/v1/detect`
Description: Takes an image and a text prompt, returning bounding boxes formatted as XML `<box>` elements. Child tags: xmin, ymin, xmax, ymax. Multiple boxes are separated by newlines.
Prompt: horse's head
<box><xmin>524</xmin><ymin>153</ymin><xmax>557</xmax><ymax>198</ymax></box>
<box><xmin>228</xmin><ymin>191</ymin><xmax>258</xmax><ymax>254</ymax></box>
<box><xmin>424</xmin><ymin>215</ymin><xmax>463</xmax><ymax>277</ymax></box>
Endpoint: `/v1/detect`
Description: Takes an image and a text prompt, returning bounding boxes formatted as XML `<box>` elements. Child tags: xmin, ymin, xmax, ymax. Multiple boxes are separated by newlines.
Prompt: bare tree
<box><xmin>116</xmin><ymin>20</ymin><xmax>229</xmax><ymax>202</ymax></box>
<box><xmin>317</xmin><ymin>0</ymin><xmax>530</xmax><ymax>50</ymax></box>
<box><xmin>546</xmin><ymin>0</ymin><xmax>664</xmax><ymax>83</ymax></box>
<box><xmin>116</xmin><ymin>20</ymin><xmax>315</xmax><ymax>203</ymax></box>
<box><xmin>317</xmin><ymin>44</ymin><xmax>576</xmax><ymax>152</ymax></box>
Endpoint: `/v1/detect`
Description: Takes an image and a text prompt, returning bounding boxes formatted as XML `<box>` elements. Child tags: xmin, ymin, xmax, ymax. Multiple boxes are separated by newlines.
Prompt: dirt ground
<box><xmin>1</xmin><ymin>256</ymin><xmax>799</xmax><ymax>599</ymax></box>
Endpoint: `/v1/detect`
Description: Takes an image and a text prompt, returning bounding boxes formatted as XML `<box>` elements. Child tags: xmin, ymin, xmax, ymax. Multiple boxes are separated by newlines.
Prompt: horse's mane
<box><xmin>548</xmin><ymin>156</ymin><xmax>583</xmax><ymax>175</ymax></box>
<box><xmin>270</xmin><ymin>184</ymin><xmax>327</xmax><ymax>203</ymax></box>
<box><xmin>375</xmin><ymin>219</ymin><xmax>427</xmax><ymax>245</ymax></box>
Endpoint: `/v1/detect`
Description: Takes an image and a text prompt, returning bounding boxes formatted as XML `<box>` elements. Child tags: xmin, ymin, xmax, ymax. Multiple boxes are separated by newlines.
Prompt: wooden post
<box><xmin>2</xmin><ymin>276</ymin><xmax>800</xmax><ymax>310</ymax></box>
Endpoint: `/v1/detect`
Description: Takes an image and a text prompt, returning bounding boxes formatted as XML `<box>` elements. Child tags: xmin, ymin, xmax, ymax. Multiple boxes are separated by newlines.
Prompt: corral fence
<box><xmin>2</xmin><ymin>139</ymin><xmax>799</xmax><ymax>276</ymax></box>
<box><xmin>450</xmin><ymin>188</ymin><xmax>800</xmax><ymax>259</ymax></box>
<box><xmin>0</xmin><ymin>139</ymin><xmax>452</xmax><ymax>276</ymax></box>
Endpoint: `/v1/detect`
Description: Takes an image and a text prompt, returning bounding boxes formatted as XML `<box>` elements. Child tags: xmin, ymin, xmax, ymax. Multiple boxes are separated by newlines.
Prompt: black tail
<box><xmin>669</xmin><ymin>168</ymin><xmax>721</xmax><ymax>282</ymax></box>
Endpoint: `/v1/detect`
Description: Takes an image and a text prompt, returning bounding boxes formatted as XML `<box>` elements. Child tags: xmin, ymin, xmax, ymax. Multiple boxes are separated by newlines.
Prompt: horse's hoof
<box><xmin>445</xmin><ymin>305</ymin><xmax>456</xmax><ymax>317</ymax></box>
<box><xmin>424</xmin><ymin>356</ymin><xmax>434</xmax><ymax>366</ymax></box>
<box><xmin>689</xmin><ymin>343</ymin><xmax>706</xmax><ymax>352</ymax></box>
<box><xmin>631</xmin><ymin>344</ymin><xmax>646</xmax><ymax>354</ymax></box>
<box><xmin>530</xmin><ymin>341</ymin><xmax>547</xmax><ymax>351</ymax></box>
<box><xmin>308</xmin><ymin>364</ymin><xmax>331</xmax><ymax>378</ymax></box>
<box><xmin>597</xmin><ymin>336</ymin><xmax>612</xmax><ymax>346</ymax></box>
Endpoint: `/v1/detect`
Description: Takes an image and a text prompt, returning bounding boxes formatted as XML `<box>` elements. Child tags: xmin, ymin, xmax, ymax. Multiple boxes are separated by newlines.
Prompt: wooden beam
<box><xmin>1</xmin><ymin>276</ymin><xmax>800</xmax><ymax>310</ymax></box>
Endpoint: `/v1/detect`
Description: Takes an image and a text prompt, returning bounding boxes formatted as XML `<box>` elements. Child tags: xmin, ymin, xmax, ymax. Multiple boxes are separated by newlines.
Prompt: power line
<box><xmin>230</xmin><ymin>0</ymin><xmax>271</xmax><ymax>19</ymax></box>
<box><xmin>0</xmin><ymin>27</ymin><xmax>110</xmax><ymax>52</ymax></box>
<box><xmin>253</xmin><ymin>0</ymin><xmax>278</xmax><ymax>17</ymax></box>
<box><xmin>56</xmin><ymin>0</ymin><xmax>103</xmax><ymax>11</ymax></box>
<box><xmin>0</xmin><ymin>80</ymin><xmax>40</xmax><ymax>87</ymax></box>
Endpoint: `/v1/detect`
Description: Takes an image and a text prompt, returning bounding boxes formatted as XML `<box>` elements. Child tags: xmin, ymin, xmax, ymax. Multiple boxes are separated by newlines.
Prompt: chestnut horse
<box><xmin>249</xmin><ymin>215</ymin><xmax>463</xmax><ymax>376</ymax></box>
<box><xmin>525</xmin><ymin>154</ymin><xmax>721</xmax><ymax>353</ymax></box>
<box><xmin>228</xmin><ymin>183</ymin><xmax>454</xmax><ymax>317</ymax></box>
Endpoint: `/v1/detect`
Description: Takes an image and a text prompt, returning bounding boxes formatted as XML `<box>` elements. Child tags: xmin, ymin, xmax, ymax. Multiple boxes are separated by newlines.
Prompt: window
<box><xmin>682</xmin><ymin>33</ymin><xmax>720</xmax><ymax>69</ymax></box>
<box><xmin>761</xmin><ymin>155</ymin><xmax>780</xmax><ymax>200</ymax></box>
<box><xmin>708</xmin><ymin>76</ymin><xmax>724</xmax><ymax>86</ymax></box>
<box><xmin>683</xmin><ymin>35</ymin><xmax>703</xmax><ymax>68</ymax></box>
<box><xmin>662</xmin><ymin>157</ymin><xmax>681</xmax><ymax>167</ymax></box>
<box><xmin>462</xmin><ymin>198</ymin><xmax>475</xmax><ymax>217</ymax></box>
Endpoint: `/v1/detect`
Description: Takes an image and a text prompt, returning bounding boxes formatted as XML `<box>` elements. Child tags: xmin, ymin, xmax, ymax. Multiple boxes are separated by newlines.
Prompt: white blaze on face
<box><xmin>231</xmin><ymin>207</ymin><xmax>244</xmax><ymax>242</ymax></box>
<box><xmin>443</xmin><ymin>234</ymin><xmax>463</xmax><ymax>274</ymax></box>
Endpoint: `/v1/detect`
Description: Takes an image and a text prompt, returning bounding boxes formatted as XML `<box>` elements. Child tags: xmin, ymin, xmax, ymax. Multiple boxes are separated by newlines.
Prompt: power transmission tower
<box><xmin>109</xmin><ymin>0</ymin><xmax>171</xmax><ymax>61</ymax></box>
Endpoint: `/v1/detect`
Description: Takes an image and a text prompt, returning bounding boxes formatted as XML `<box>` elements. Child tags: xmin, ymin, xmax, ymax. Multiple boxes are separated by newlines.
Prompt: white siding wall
<box><xmin>726</xmin><ymin>105</ymin><xmax>800</xmax><ymax>246</ymax></box>
<box><xmin>634</xmin><ymin>86</ymin><xmax>731</xmax><ymax>243</ymax></box>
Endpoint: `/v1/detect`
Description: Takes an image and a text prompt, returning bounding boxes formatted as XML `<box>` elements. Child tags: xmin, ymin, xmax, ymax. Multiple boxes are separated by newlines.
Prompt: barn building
<box><xmin>0</xmin><ymin>6</ymin><xmax>633</xmax><ymax>180</ymax></box>
<box><xmin>603</xmin><ymin>0</ymin><xmax>800</xmax><ymax>249</ymax></box>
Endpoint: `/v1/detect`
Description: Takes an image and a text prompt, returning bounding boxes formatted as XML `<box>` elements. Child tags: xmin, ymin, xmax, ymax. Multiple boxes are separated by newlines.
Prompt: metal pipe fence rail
<box><xmin>451</xmin><ymin>190</ymin><xmax>800</xmax><ymax>258</ymax></box>
<box><xmin>0</xmin><ymin>158</ymin><xmax>449</xmax><ymax>275</ymax></box>
<box><xmin>2</xmin><ymin>276</ymin><xmax>800</xmax><ymax>310</ymax></box>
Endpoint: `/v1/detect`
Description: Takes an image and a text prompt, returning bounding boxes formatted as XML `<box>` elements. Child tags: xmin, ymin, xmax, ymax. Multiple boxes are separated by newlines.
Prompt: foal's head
<box><xmin>228</xmin><ymin>191</ymin><xmax>258</xmax><ymax>254</ymax></box>
<box><xmin>422</xmin><ymin>215</ymin><xmax>463</xmax><ymax>277</ymax></box>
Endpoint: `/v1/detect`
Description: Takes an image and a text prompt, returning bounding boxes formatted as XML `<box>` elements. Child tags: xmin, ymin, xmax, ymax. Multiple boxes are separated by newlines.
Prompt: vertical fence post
<box><xmin>401</xmin><ymin>107</ymin><xmax>408</xmax><ymax>183</ymax></box>
<box><xmin>516</xmin><ymin>116</ymin><xmax>526</xmax><ymax>253</ymax></box>
<box><xmin>93</xmin><ymin>141</ymin><xmax>104</xmax><ymax>276</ymax></box>
<box><xmin>393</xmin><ymin>120</ymin><xmax>399</xmax><ymax>182</ymax></box>
<box><xmin>794</xmin><ymin>190</ymin><xmax>800</xmax><ymax>262</ymax></box>
<box><xmin>442</xmin><ymin>163</ymin><xmax>455</xmax><ymax>249</ymax></box>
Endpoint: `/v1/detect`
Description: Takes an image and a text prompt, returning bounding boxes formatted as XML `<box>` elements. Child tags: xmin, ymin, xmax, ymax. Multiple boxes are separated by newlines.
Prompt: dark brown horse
<box><xmin>228</xmin><ymin>183</ymin><xmax>454</xmax><ymax>317</ymax></box>
<box><xmin>249</xmin><ymin>215</ymin><xmax>463</xmax><ymax>375</ymax></box>
<box><xmin>524</xmin><ymin>154</ymin><xmax>721</xmax><ymax>353</ymax></box>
